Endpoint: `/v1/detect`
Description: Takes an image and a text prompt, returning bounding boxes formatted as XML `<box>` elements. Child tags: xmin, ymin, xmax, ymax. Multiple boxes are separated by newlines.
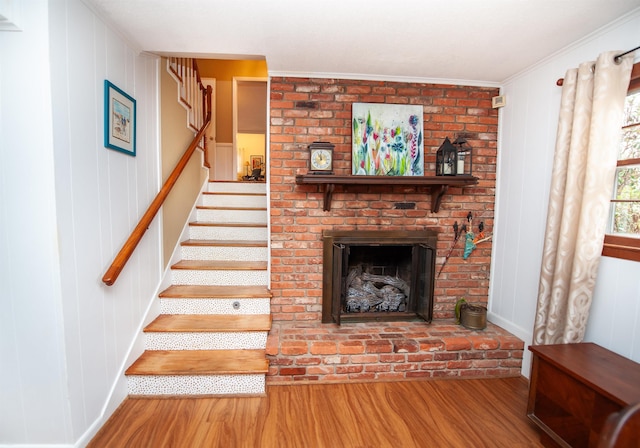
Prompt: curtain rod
<box><xmin>556</xmin><ymin>45</ymin><xmax>640</xmax><ymax>86</ymax></box>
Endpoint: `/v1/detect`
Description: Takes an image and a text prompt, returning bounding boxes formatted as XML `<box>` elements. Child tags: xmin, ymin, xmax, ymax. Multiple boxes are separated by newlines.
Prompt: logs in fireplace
<box><xmin>322</xmin><ymin>230</ymin><xmax>437</xmax><ymax>324</ymax></box>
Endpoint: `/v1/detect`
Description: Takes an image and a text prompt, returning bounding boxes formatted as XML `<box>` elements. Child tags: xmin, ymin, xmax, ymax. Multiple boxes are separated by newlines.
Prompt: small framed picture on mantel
<box><xmin>250</xmin><ymin>155</ymin><xmax>263</xmax><ymax>171</ymax></box>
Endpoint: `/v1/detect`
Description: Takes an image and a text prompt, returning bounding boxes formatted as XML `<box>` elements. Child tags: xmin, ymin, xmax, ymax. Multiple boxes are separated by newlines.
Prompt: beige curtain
<box><xmin>533</xmin><ymin>51</ymin><xmax>633</xmax><ymax>344</ymax></box>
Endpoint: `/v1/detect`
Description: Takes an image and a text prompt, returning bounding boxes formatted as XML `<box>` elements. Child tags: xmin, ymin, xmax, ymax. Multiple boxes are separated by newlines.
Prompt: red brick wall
<box><xmin>269</xmin><ymin>77</ymin><xmax>499</xmax><ymax>321</ymax></box>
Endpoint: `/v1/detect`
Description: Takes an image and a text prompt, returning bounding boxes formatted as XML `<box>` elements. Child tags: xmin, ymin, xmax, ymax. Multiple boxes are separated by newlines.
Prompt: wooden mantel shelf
<box><xmin>295</xmin><ymin>174</ymin><xmax>479</xmax><ymax>213</ymax></box>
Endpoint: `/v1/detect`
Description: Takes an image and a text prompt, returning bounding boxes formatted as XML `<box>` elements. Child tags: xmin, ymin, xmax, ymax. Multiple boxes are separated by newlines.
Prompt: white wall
<box><xmin>0</xmin><ymin>1</ymin><xmax>70</xmax><ymax>444</ymax></box>
<box><xmin>491</xmin><ymin>8</ymin><xmax>640</xmax><ymax>376</ymax></box>
<box><xmin>0</xmin><ymin>0</ymin><xmax>162</xmax><ymax>445</ymax></box>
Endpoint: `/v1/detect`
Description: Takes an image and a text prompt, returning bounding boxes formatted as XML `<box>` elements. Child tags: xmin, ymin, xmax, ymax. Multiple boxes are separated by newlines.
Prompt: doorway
<box><xmin>195</xmin><ymin>58</ymin><xmax>268</xmax><ymax>181</ymax></box>
<box><xmin>202</xmin><ymin>78</ymin><xmax>233</xmax><ymax>181</ymax></box>
<box><xmin>234</xmin><ymin>77</ymin><xmax>268</xmax><ymax>181</ymax></box>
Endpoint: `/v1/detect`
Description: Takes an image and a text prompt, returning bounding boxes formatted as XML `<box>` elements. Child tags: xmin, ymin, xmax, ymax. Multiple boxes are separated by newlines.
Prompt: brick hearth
<box><xmin>266</xmin><ymin>320</ymin><xmax>523</xmax><ymax>383</ymax></box>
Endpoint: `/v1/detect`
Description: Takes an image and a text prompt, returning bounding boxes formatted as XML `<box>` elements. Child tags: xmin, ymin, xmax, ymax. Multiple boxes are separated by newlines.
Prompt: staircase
<box><xmin>125</xmin><ymin>181</ymin><xmax>271</xmax><ymax>396</ymax></box>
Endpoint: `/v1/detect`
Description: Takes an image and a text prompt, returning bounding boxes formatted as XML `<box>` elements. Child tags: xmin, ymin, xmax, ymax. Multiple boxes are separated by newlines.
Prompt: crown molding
<box><xmin>268</xmin><ymin>70</ymin><xmax>502</xmax><ymax>89</ymax></box>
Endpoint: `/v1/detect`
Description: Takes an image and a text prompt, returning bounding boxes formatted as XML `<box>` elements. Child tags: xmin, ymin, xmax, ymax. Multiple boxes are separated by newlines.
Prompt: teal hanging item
<box><xmin>463</xmin><ymin>219</ymin><xmax>491</xmax><ymax>259</ymax></box>
<box><xmin>463</xmin><ymin>231</ymin><xmax>476</xmax><ymax>259</ymax></box>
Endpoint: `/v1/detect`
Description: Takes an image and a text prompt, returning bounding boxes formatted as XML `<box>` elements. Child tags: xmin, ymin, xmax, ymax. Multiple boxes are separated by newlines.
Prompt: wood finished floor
<box><xmin>89</xmin><ymin>377</ymin><xmax>543</xmax><ymax>448</ymax></box>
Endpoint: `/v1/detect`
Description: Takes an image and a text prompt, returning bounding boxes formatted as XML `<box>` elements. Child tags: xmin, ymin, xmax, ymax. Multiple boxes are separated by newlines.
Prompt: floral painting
<box><xmin>352</xmin><ymin>103</ymin><xmax>423</xmax><ymax>176</ymax></box>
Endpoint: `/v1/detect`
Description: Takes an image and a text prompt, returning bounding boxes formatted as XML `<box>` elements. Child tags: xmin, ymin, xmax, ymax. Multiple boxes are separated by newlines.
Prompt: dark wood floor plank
<box><xmin>88</xmin><ymin>377</ymin><xmax>544</xmax><ymax>447</ymax></box>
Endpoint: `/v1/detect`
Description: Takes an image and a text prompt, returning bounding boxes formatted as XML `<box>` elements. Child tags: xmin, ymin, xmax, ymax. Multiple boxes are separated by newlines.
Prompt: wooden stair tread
<box><xmin>203</xmin><ymin>192</ymin><xmax>266</xmax><ymax>197</ymax></box>
<box><xmin>190</xmin><ymin>222</ymin><xmax>267</xmax><ymax>228</ymax></box>
<box><xmin>181</xmin><ymin>239</ymin><xmax>267</xmax><ymax>247</ymax></box>
<box><xmin>125</xmin><ymin>349</ymin><xmax>268</xmax><ymax>375</ymax></box>
<box><xmin>144</xmin><ymin>314</ymin><xmax>272</xmax><ymax>332</ymax></box>
<box><xmin>159</xmin><ymin>285</ymin><xmax>272</xmax><ymax>298</ymax></box>
<box><xmin>171</xmin><ymin>260</ymin><xmax>267</xmax><ymax>270</ymax></box>
<box><xmin>196</xmin><ymin>205</ymin><xmax>267</xmax><ymax>211</ymax></box>
<box><xmin>209</xmin><ymin>180</ymin><xmax>265</xmax><ymax>183</ymax></box>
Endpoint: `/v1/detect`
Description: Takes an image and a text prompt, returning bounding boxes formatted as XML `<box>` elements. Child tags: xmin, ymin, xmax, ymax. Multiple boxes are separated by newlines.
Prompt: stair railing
<box><xmin>167</xmin><ymin>58</ymin><xmax>211</xmax><ymax>167</ymax></box>
<box><xmin>102</xmin><ymin>58</ymin><xmax>212</xmax><ymax>286</ymax></box>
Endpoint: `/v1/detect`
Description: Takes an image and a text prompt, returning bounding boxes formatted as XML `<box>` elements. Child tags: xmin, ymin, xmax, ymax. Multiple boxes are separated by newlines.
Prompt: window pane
<box><xmin>610</xmin><ymin>201</ymin><xmax>640</xmax><ymax>236</ymax></box>
<box><xmin>604</xmin><ymin>64</ymin><xmax>640</xmax><ymax>260</ymax></box>
<box><xmin>613</xmin><ymin>165</ymin><xmax>640</xmax><ymax>200</ymax></box>
<box><xmin>620</xmin><ymin>123</ymin><xmax>640</xmax><ymax>160</ymax></box>
<box><xmin>622</xmin><ymin>90</ymin><xmax>640</xmax><ymax>127</ymax></box>
<box><xmin>611</xmin><ymin>165</ymin><xmax>640</xmax><ymax>236</ymax></box>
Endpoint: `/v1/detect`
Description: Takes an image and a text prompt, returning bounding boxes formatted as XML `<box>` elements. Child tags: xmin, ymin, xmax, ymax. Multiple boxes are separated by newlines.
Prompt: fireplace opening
<box><xmin>344</xmin><ymin>245</ymin><xmax>412</xmax><ymax>313</ymax></box>
<box><xmin>322</xmin><ymin>230</ymin><xmax>437</xmax><ymax>324</ymax></box>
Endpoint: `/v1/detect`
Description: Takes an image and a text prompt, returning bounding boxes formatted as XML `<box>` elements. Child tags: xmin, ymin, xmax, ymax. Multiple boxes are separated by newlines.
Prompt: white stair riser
<box><xmin>189</xmin><ymin>225</ymin><xmax>267</xmax><ymax>241</ymax></box>
<box><xmin>159</xmin><ymin>298</ymin><xmax>271</xmax><ymax>315</ymax></box>
<box><xmin>181</xmin><ymin>245</ymin><xmax>268</xmax><ymax>262</ymax></box>
<box><xmin>208</xmin><ymin>182</ymin><xmax>266</xmax><ymax>194</ymax></box>
<box><xmin>196</xmin><ymin>208</ymin><xmax>267</xmax><ymax>224</ymax></box>
<box><xmin>145</xmin><ymin>332</ymin><xmax>267</xmax><ymax>350</ymax></box>
<box><xmin>128</xmin><ymin>374</ymin><xmax>265</xmax><ymax>396</ymax></box>
<box><xmin>172</xmin><ymin>270</ymin><xmax>268</xmax><ymax>286</ymax></box>
<box><xmin>203</xmin><ymin>194</ymin><xmax>266</xmax><ymax>208</ymax></box>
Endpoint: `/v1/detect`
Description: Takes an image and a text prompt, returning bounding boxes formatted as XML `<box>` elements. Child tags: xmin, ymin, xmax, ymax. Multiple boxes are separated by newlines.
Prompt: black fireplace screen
<box><xmin>322</xmin><ymin>230</ymin><xmax>436</xmax><ymax>324</ymax></box>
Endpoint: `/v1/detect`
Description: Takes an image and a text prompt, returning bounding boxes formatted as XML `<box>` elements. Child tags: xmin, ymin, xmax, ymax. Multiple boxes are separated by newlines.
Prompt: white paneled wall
<box><xmin>51</xmin><ymin>0</ymin><xmax>161</xmax><ymax>444</ymax></box>
<box><xmin>0</xmin><ymin>2</ymin><xmax>70</xmax><ymax>444</ymax></box>
<box><xmin>1</xmin><ymin>0</ymin><xmax>162</xmax><ymax>445</ymax></box>
<box><xmin>586</xmin><ymin>255</ymin><xmax>640</xmax><ymax>361</ymax></box>
<box><xmin>491</xmin><ymin>8</ymin><xmax>640</xmax><ymax>376</ymax></box>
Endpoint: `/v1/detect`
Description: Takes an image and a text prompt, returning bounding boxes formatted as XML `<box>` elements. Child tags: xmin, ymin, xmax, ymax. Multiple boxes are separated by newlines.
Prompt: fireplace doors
<box><xmin>322</xmin><ymin>230</ymin><xmax>437</xmax><ymax>324</ymax></box>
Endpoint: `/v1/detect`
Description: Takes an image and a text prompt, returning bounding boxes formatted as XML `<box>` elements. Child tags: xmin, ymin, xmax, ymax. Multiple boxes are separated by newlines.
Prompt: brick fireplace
<box><xmin>266</xmin><ymin>76</ymin><xmax>524</xmax><ymax>383</ymax></box>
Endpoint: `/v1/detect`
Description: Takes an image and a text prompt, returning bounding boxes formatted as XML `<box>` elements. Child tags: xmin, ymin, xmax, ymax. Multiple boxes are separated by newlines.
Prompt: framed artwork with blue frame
<box><xmin>104</xmin><ymin>80</ymin><xmax>136</xmax><ymax>156</ymax></box>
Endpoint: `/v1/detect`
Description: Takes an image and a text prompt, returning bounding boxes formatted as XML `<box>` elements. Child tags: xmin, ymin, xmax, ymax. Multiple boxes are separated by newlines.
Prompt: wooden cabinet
<box><xmin>528</xmin><ymin>343</ymin><xmax>640</xmax><ymax>447</ymax></box>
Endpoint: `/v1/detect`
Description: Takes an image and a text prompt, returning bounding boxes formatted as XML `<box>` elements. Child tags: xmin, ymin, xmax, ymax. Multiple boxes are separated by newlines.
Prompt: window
<box><xmin>603</xmin><ymin>62</ymin><xmax>640</xmax><ymax>262</ymax></box>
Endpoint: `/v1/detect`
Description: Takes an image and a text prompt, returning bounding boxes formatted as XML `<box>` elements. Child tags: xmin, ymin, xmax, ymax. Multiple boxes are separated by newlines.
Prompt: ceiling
<box><xmin>88</xmin><ymin>0</ymin><xmax>640</xmax><ymax>85</ymax></box>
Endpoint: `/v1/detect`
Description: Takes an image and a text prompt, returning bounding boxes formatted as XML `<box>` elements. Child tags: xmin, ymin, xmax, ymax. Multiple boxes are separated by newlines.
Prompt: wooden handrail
<box><xmin>193</xmin><ymin>59</ymin><xmax>210</xmax><ymax>169</ymax></box>
<box><xmin>102</xmin><ymin>84</ymin><xmax>212</xmax><ymax>285</ymax></box>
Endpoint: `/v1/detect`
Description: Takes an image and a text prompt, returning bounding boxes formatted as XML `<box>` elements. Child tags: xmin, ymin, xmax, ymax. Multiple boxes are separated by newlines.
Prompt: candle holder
<box><xmin>453</xmin><ymin>136</ymin><xmax>473</xmax><ymax>176</ymax></box>
<box><xmin>435</xmin><ymin>137</ymin><xmax>457</xmax><ymax>176</ymax></box>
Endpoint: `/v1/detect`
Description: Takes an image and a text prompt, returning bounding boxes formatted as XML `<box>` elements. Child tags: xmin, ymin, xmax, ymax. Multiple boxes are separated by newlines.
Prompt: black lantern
<box><xmin>435</xmin><ymin>137</ymin><xmax>457</xmax><ymax>176</ymax></box>
<box><xmin>453</xmin><ymin>136</ymin><xmax>473</xmax><ymax>176</ymax></box>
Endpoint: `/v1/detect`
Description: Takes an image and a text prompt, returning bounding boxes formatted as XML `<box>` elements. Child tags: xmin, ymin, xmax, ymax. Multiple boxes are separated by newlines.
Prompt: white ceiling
<box><xmin>88</xmin><ymin>0</ymin><xmax>640</xmax><ymax>84</ymax></box>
